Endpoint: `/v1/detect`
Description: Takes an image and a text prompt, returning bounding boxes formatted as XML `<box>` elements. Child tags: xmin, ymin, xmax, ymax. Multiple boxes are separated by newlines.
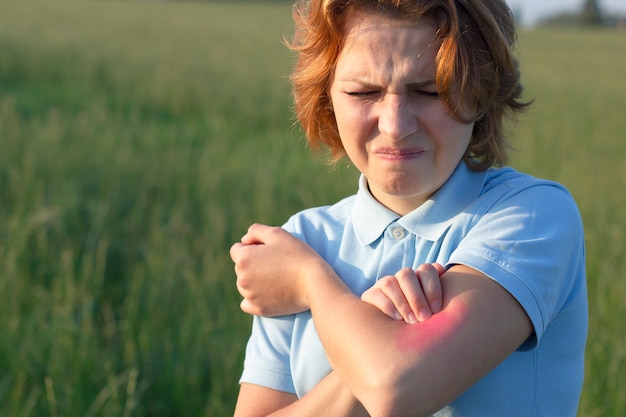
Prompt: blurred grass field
<box><xmin>0</xmin><ymin>0</ymin><xmax>624</xmax><ymax>416</ymax></box>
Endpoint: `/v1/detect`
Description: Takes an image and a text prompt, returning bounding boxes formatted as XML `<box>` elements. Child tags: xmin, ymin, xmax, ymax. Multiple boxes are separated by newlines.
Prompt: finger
<box><xmin>415</xmin><ymin>264</ymin><xmax>443</xmax><ymax>314</ymax></box>
<box><xmin>240</xmin><ymin>223</ymin><xmax>269</xmax><ymax>245</ymax></box>
<box><xmin>432</xmin><ymin>263</ymin><xmax>446</xmax><ymax>276</ymax></box>
<box><xmin>240</xmin><ymin>298</ymin><xmax>257</xmax><ymax>316</ymax></box>
<box><xmin>241</xmin><ymin>223</ymin><xmax>289</xmax><ymax>246</ymax></box>
<box><xmin>230</xmin><ymin>242</ymin><xmax>244</xmax><ymax>263</ymax></box>
<box><xmin>377</xmin><ymin>274</ymin><xmax>420</xmax><ymax>324</ymax></box>
<box><xmin>241</xmin><ymin>223</ymin><xmax>269</xmax><ymax>245</ymax></box>
<box><xmin>394</xmin><ymin>268</ymin><xmax>431</xmax><ymax>323</ymax></box>
<box><xmin>230</xmin><ymin>243</ymin><xmax>255</xmax><ymax>277</ymax></box>
<box><xmin>361</xmin><ymin>286</ymin><xmax>404</xmax><ymax>321</ymax></box>
<box><xmin>235</xmin><ymin>272</ymin><xmax>250</xmax><ymax>297</ymax></box>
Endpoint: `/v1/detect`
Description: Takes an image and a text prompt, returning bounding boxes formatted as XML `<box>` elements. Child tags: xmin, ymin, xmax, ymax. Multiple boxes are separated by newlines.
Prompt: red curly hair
<box><xmin>288</xmin><ymin>0</ymin><xmax>530</xmax><ymax>170</ymax></box>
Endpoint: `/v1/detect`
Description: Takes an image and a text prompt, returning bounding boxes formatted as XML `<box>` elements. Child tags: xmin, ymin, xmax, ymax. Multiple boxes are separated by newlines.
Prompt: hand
<box><xmin>230</xmin><ymin>223</ymin><xmax>330</xmax><ymax>317</ymax></box>
<box><xmin>361</xmin><ymin>263</ymin><xmax>445</xmax><ymax>324</ymax></box>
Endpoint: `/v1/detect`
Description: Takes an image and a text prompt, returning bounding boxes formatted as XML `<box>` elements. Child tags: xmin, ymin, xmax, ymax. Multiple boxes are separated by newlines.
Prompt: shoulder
<box><xmin>484</xmin><ymin>167</ymin><xmax>574</xmax><ymax>200</ymax></box>
<box><xmin>479</xmin><ymin>167</ymin><xmax>582</xmax><ymax>225</ymax></box>
<box><xmin>451</xmin><ymin>168</ymin><xmax>586</xmax><ymax>343</ymax></box>
<box><xmin>283</xmin><ymin>194</ymin><xmax>356</xmax><ymax>239</ymax></box>
<box><xmin>483</xmin><ymin>167</ymin><xmax>573</xmax><ymax>199</ymax></box>
<box><xmin>463</xmin><ymin>167</ymin><xmax>584</xmax><ymax>254</ymax></box>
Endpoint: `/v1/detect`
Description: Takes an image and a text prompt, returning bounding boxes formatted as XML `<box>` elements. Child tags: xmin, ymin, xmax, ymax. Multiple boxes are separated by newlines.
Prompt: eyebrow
<box><xmin>407</xmin><ymin>80</ymin><xmax>437</xmax><ymax>89</ymax></box>
<box><xmin>340</xmin><ymin>78</ymin><xmax>437</xmax><ymax>89</ymax></box>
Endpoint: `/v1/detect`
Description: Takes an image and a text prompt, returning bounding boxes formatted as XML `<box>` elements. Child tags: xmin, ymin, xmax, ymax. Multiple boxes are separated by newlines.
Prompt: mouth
<box><xmin>374</xmin><ymin>147</ymin><xmax>427</xmax><ymax>161</ymax></box>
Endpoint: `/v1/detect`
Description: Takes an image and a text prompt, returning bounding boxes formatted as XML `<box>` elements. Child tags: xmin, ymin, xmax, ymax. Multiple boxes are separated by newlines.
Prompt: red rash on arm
<box><xmin>395</xmin><ymin>301</ymin><xmax>469</xmax><ymax>352</ymax></box>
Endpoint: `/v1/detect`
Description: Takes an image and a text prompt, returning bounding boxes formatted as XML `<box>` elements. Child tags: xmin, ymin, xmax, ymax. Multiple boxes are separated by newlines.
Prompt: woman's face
<box><xmin>329</xmin><ymin>12</ymin><xmax>474</xmax><ymax>215</ymax></box>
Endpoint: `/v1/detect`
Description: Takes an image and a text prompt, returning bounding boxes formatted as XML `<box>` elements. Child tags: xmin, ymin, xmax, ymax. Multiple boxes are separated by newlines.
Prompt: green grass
<box><xmin>0</xmin><ymin>0</ymin><xmax>624</xmax><ymax>415</ymax></box>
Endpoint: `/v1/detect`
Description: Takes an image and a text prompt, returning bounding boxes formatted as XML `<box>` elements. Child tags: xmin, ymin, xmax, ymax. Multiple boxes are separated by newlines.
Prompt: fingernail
<box><xmin>431</xmin><ymin>300</ymin><xmax>441</xmax><ymax>313</ymax></box>
<box><xmin>407</xmin><ymin>312</ymin><xmax>418</xmax><ymax>324</ymax></box>
<box><xmin>418</xmin><ymin>308</ymin><xmax>432</xmax><ymax>322</ymax></box>
<box><xmin>394</xmin><ymin>311</ymin><xmax>403</xmax><ymax>321</ymax></box>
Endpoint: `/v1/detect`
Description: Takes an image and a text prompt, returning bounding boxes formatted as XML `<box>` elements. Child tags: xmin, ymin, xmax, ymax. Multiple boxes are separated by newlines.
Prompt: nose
<box><xmin>377</xmin><ymin>95</ymin><xmax>417</xmax><ymax>140</ymax></box>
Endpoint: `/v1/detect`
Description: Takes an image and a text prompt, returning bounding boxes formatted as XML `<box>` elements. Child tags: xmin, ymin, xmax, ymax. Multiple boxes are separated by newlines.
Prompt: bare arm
<box><xmin>304</xmin><ymin>263</ymin><xmax>532</xmax><ymax>416</ymax></box>
<box><xmin>232</xmin><ymin>224</ymin><xmax>533</xmax><ymax>416</ymax></box>
<box><xmin>234</xmin><ymin>372</ymin><xmax>368</xmax><ymax>417</ymax></box>
<box><xmin>232</xmin><ymin>230</ymin><xmax>444</xmax><ymax>416</ymax></box>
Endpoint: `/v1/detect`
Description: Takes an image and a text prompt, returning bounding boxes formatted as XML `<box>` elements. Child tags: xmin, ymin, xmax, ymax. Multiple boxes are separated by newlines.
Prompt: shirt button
<box><xmin>391</xmin><ymin>227</ymin><xmax>406</xmax><ymax>240</ymax></box>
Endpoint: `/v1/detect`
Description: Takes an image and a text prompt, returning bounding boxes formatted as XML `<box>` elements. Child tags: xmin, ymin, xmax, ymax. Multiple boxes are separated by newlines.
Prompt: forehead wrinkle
<box><xmin>338</xmin><ymin>21</ymin><xmax>439</xmax><ymax>88</ymax></box>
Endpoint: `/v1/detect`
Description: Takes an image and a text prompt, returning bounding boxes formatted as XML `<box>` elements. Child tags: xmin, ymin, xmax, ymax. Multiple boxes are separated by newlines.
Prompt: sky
<box><xmin>506</xmin><ymin>0</ymin><xmax>626</xmax><ymax>25</ymax></box>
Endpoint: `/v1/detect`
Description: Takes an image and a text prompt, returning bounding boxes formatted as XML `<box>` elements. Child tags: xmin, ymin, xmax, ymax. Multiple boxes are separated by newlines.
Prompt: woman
<box><xmin>230</xmin><ymin>0</ymin><xmax>588</xmax><ymax>415</ymax></box>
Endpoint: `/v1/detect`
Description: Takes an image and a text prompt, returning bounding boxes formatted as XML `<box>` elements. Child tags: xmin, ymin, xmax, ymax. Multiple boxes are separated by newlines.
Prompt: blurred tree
<box><xmin>540</xmin><ymin>0</ymin><xmax>612</xmax><ymax>27</ymax></box>
<box><xmin>581</xmin><ymin>0</ymin><xmax>605</xmax><ymax>25</ymax></box>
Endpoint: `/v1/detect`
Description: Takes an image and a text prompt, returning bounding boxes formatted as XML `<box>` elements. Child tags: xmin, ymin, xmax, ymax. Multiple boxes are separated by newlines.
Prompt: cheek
<box><xmin>335</xmin><ymin>106</ymin><xmax>372</xmax><ymax>147</ymax></box>
<box><xmin>421</xmin><ymin>103</ymin><xmax>473</xmax><ymax>140</ymax></box>
<box><xmin>335</xmin><ymin>102</ymin><xmax>367</xmax><ymax>130</ymax></box>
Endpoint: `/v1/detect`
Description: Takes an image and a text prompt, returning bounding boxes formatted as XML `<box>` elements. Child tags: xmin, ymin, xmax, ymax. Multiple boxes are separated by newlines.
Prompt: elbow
<box><xmin>355</xmin><ymin>367</ymin><xmax>429</xmax><ymax>417</ymax></box>
<box><xmin>359</xmin><ymin>395</ymin><xmax>403</xmax><ymax>417</ymax></box>
<box><xmin>359</xmin><ymin>389</ymin><xmax>414</xmax><ymax>417</ymax></box>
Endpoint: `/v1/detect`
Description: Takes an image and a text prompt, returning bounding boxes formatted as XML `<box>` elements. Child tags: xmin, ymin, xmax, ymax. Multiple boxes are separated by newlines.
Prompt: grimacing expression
<box><xmin>329</xmin><ymin>12</ymin><xmax>474</xmax><ymax>215</ymax></box>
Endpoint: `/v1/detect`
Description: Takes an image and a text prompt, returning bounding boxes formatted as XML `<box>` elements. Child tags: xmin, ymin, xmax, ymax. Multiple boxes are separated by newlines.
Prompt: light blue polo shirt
<box><xmin>240</xmin><ymin>162</ymin><xmax>587</xmax><ymax>416</ymax></box>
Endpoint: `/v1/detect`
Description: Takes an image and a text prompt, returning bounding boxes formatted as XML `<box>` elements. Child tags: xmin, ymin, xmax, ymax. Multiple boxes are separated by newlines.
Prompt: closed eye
<box><xmin>407</xmin><ymin>80</ymin><xmax>439</xmax><ymax>99</ymax></box>
<box><xmin>413</xmin><ymin>90</ymin><xmax>439</xmax><ymax>99</ymax></box>
<box><xmin>346</xmin><ymin>89</ymin><xmax>438</xmax><ymax>100</ymax></box>
<box><xmin>347</xmin><ymin>91</ymin><xmax>380</xmax><ymax>98</ymax></box>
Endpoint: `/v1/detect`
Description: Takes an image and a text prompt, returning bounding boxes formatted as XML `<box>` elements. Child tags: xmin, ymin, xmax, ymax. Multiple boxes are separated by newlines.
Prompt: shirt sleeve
<box><xmin>448</xmin><ymin>182</ymin><xmax>585</xmax><ymax>348</ymax></box>
<box><xmin>238</xmin><ymin>217</ymin><xmax>306</xmax><ymax>394</ymax></box>
<box><xmin>239</xmin><ymin>314</ymin><xmax>297</xmax><ymax>394</ymax></box>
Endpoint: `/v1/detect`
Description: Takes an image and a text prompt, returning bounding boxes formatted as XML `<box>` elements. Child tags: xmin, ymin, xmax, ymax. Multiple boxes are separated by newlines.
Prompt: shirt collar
<box><xmin>352</xmin><ymin>175</ymin><xmax>401</xmax><ymax>246</ymax></box>
<box><xmin>352</xmin><ymin>162</ymin><xmax>488</xmax><ymax>245</ymax></box>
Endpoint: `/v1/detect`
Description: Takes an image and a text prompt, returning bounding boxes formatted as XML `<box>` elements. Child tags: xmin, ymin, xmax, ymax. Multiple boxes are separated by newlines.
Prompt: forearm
<box><xmin>235</xmin><ymin>371</ymin><xmax>368</xmax><ymax>417</ymax></box>
<box><xmin>304</xmin><ymin>264</ymin><xmax>532</xmax><ymax>417</ymax></box>
<box><xmin>304</xmin><ymin>265</ymin><xmax>414</xmax><ymax>414</ymax></box>
<box><xmin>277</xmin><ymin>371</ymin><xmax>368</xmax><ymax>417</ymax></box>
